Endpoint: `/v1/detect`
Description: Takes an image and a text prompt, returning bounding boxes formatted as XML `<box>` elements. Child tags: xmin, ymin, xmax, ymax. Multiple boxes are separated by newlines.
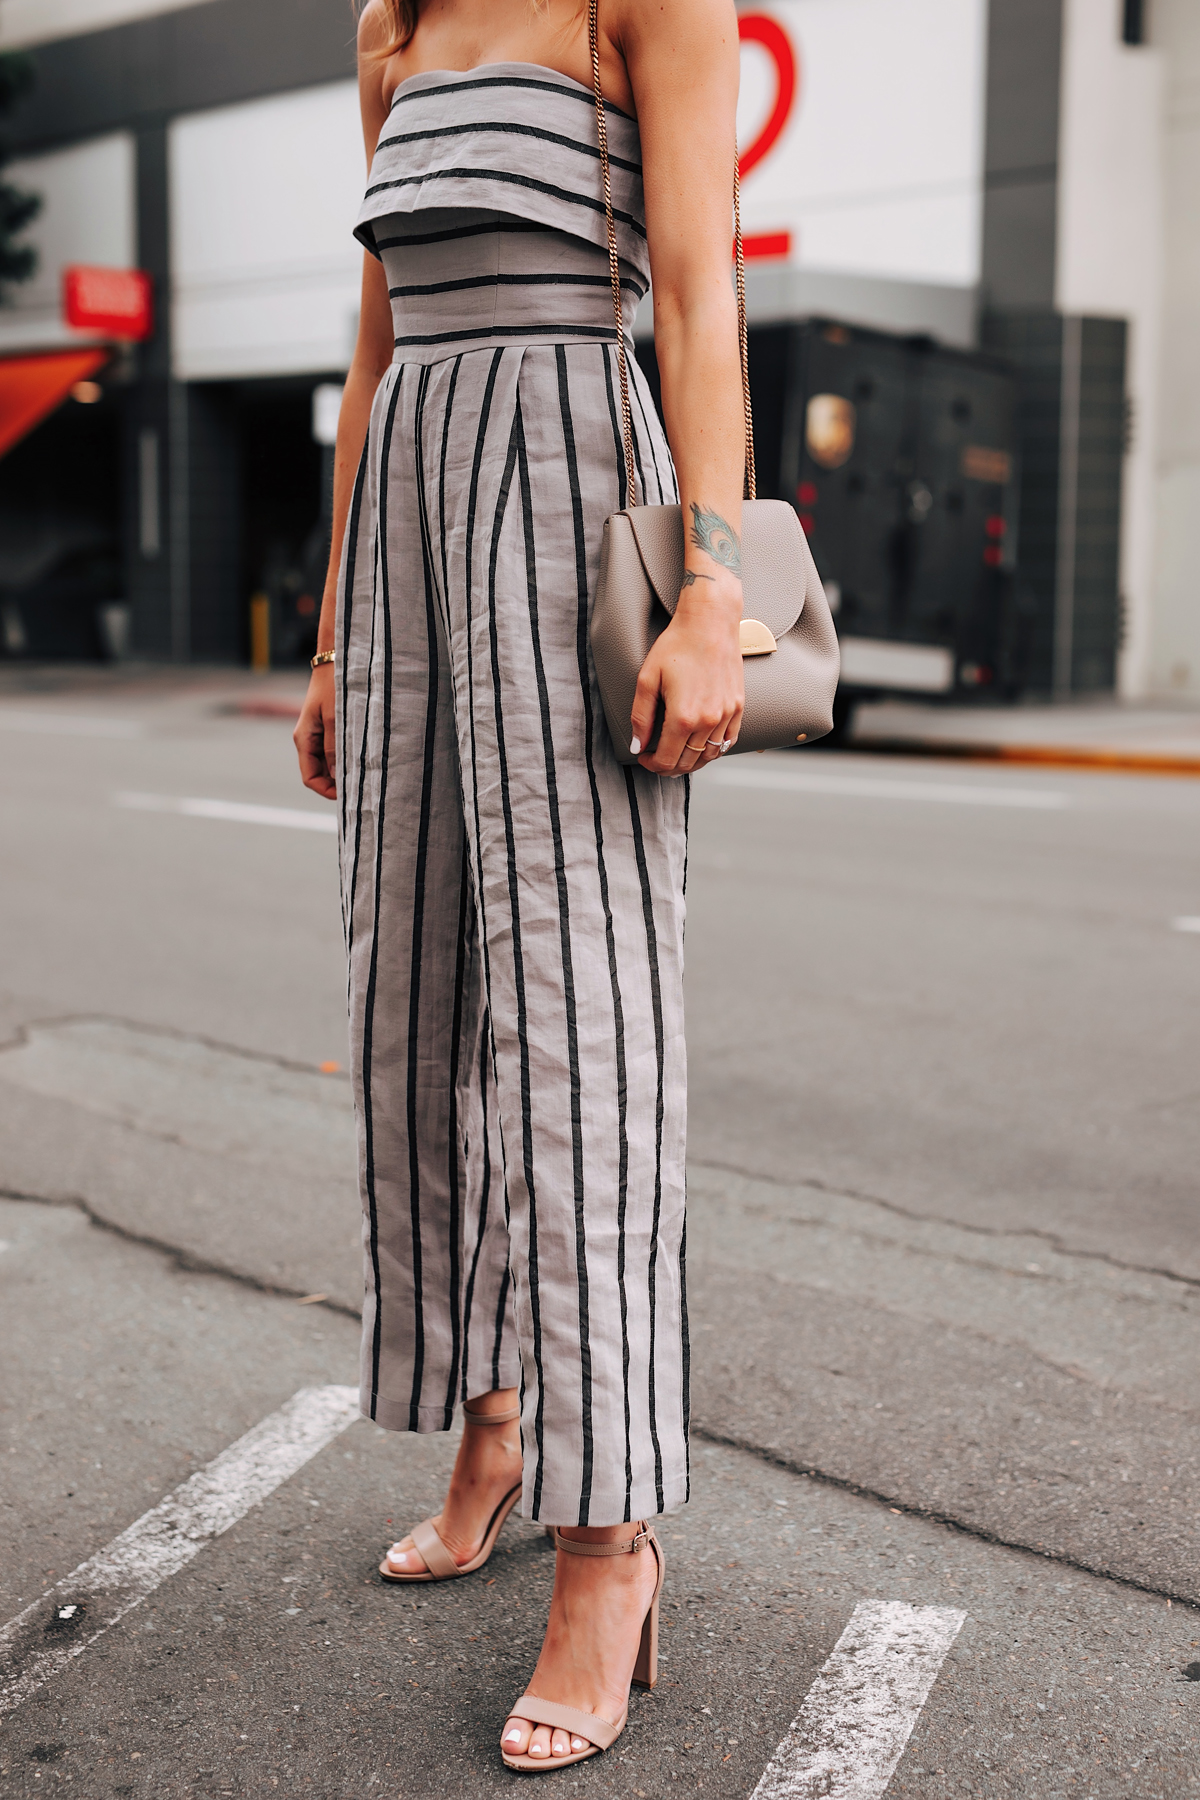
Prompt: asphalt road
<box><xmin>1</xmin><ymin>667</ymin><xmax>1198</xmax><ymax>1798</ymax></box>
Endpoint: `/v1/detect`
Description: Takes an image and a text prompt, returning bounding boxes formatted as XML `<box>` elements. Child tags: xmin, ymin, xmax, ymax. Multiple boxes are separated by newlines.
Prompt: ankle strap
<box><xmin>462</xmin><ymin>1403</ymin><xmax>520</xmax><ymax>1425</ymax></box>
<box><xmin>553</xmin><ymin>1523</ymin><xmax>655</xmax><ymax>1556</ymax></box>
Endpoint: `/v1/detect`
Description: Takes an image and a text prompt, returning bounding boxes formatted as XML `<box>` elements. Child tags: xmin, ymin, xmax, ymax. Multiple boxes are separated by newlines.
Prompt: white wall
<box><xmin>169</xmin><ymin>82</ymin><xmax>366</xmax><ymax>381</ymax></box>
<box><xmin>736</xmin><ymin>0</ymin><xmax>987</xmax><ymax>290</ymax></box>
<box><xmin>1149</xmin><ymin>0</ymin><xmax>1200</xmax><ymax>700</ymax></box>
<box><xmin>1056</xmin><ymin>0</ymin><xmax>1164</xmax><ymax>700</ymax></box>
<box><xmin>0</xmin><ymin>132</ymin><xmax>136</xmax><ymax>352</ymax></box>
<box><xmin>0</xmin><ymin>0</ymin><xmax>221</xmax><ymax>50</ymax></box>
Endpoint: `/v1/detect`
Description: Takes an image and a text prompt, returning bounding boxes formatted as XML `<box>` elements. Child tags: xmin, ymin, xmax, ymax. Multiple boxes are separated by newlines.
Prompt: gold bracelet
<box><xmin>311</xmin><ymin>650</ymin><xmax>335</xmax><ymax>668</ymax></box>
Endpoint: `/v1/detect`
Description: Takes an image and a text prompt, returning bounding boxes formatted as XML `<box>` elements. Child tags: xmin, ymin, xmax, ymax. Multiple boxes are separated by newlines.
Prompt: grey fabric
<box><xmin>336</xmin><ymin>68</ymin><xmax>689</xmax><ymax>1528</ymax></box>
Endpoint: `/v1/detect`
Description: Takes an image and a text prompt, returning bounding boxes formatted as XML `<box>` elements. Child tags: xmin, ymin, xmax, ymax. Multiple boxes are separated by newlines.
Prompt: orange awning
<box><xmin>0</xmin><ymin>348</ymin><xmax>110</xmax><ymax>460</ymax></box>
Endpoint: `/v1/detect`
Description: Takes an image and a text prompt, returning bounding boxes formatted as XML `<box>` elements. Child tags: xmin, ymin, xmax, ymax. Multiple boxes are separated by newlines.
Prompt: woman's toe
<box><xmin>501</xmin><ymin>1716</ymin><xmax>532</xmax><ymax>1756</ymax></box>
<box><xmin>570</xmin><ymin>1735</ymin><xmax>590</xmax><ymax>1753</ymax></box>
<box><xmin>384</xmin><ymin>1538</ymin><xmax>427</xmax><ymax>1574</ymax></box>
<box><xmin>550</xmin><ymin>1729</ymin><xmax>571</xmax><ymax>1757</ymax></box>
<box><xmin>527</xmin><ymin>1726</ymin><xmax>553</xmax><ymax>1759</ymax></box>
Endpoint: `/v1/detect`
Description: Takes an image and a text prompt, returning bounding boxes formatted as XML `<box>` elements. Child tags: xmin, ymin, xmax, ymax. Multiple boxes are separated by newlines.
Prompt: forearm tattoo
<box><xmin>689</xmin><ymin>502</ymin><xmax>742</xmax><ymax>575</ymax></box>
<box><xmin>680</xmin><ymin>569</ymin><xmax>715</xmax><ymax>587</ymax></box>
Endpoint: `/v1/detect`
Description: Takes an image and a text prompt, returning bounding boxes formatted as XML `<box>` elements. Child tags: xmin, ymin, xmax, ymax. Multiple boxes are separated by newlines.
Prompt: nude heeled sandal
<box><xmin>499</xmin><ymin>1522</ymin><xmax>665</xmax><ymax>1772</ymax></box>
<box><xmin>378</xmin><ymin>1403</ymin><xmax>522</xmax><ymax>1583</ymax></box>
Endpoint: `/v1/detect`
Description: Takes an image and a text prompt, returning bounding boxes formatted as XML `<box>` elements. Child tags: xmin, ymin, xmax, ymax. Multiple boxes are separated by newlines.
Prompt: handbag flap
<box><xmin>622</xmin><ymin>500</ymin><xmax>810</xmax><ymax>639</ymax></box>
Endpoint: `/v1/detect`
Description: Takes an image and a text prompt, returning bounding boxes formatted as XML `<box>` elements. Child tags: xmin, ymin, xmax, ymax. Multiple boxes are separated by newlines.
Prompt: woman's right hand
<box><xmin>294</xmin><ymin>663</ymin><xmax>337</xmax><ymax>800</ymax></box>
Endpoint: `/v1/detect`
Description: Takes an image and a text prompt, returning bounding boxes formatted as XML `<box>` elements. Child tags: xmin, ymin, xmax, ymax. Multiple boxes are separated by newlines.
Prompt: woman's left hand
<box><xmin>630</xmin><ymin>575</ymin><xmax>744</xmax><ymax>775</ymax></box>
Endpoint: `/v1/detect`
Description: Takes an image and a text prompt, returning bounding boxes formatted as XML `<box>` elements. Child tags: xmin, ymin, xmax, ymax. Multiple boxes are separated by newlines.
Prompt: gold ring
<box><xmin>685</xmin><ymin>739</ymin><xmax>708</xmax><ymax>752</ymax></box>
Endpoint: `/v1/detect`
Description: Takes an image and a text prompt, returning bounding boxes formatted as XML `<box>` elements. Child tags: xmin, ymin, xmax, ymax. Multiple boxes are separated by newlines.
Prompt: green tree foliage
<box><xmin>0</xmin><ymin>52</ymin><xmax>40</xmax><ymax>294</ymax></box>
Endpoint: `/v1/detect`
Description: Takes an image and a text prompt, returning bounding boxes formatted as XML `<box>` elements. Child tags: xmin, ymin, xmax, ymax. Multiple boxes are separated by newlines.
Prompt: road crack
<box><xmin>691</xmin><ymin>1423</ymin><xmax>1200</xmax><ymax>1612</ymax></box>
<box><xmin>690</xmin><ymin>1157</ymin><xmax>1200</xmax><ymax>1293</ymax></box>
<box><xmin>0</xmin><ymin>1182</ymin><xmax>359</xmax><ymax>1322</ymax></box>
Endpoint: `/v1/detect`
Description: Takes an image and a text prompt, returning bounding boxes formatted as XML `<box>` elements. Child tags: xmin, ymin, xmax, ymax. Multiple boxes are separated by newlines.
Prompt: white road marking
<box><xmin>751</xmin><ymin>1599</ymin><xmax>966</xmax><ymax>1799</ymax></box>
<box><xmin>0</xmin><ymin>1384</ymin><xmax>358</xmax><ymax>1717</ymax></box>
<box><xmin>114</xmin><ymin>791</ymin><xmax>337</xmax><ymax>833</ymax></box>
<box><xmin>1172</xmin><ymin>916</ymin><xmax>1200</xmax><ymax>934</ymax></box>
<box><xmin>0</xmin><ymin>710</ymin><xmax>144</xmax><ymax>739</ymax></box>
<box><xmin>711</xmin><ymin>764</ymin><xmax>1069</xmax><ymax>810</ymax></box>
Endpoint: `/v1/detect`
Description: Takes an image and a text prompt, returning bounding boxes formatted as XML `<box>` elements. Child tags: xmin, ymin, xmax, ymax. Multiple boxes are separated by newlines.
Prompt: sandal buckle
<box><xmin>631</xmin><ymin>1529</ymin><xmax>648</xmax><ymax>1553</ymax></box>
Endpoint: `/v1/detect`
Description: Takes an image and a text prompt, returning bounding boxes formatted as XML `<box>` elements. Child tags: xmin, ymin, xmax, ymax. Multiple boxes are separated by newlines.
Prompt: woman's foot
<box><xmin>381</xmin><ymin>1389</ymin><xmax>521</xmax><ymax>1576</ymax></box>
<box><xmin>500</xmin><ymin>1525</ymin><xmax>661</xmax><ymax>1762</ymax></box>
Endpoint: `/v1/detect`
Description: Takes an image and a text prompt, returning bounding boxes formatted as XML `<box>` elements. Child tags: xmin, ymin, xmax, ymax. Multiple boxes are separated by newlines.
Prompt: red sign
<box><xmin>63</xmin><ymin>266</ymin><xmax>154</xmax><ymax>341</ymax></box>
<box><xmin>737</xmin><ymin>15</ymin><xmax>799</xmax><ymax>261</ymax></box>
<box><xmin>737</xmin><ymin>14</ymin><xmax>799</xmax><ymax>180</ymax></box>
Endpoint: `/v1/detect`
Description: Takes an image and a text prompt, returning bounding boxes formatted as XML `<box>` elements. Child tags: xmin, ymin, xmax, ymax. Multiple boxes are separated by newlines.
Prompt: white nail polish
<box><xmin>571</xmin><ymin>1737</ymin><xmax>586</xmax><ymax>1750</ymax></box>
<box><xmin>504</xmin><ymin>1730</ymin><xmax>522</xmax><ymax>1743</ymax></box>
<box><xmin>629</xmin><ymin>737</ymin><xmax>642</xmax><ymax>756</ymax></box>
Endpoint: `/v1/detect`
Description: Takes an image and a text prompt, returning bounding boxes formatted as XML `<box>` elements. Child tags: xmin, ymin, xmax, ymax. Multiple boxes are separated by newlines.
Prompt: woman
<box><xmin>294</xmin><ymin>0</ymin><xmax>745</xmax><ymax>1769</ymax></box>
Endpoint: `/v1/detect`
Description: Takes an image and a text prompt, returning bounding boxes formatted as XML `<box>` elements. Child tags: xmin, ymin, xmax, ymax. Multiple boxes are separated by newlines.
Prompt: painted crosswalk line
<box><xmin>114</xmin><ymin>791</ymin><xmax>337</xmax><ymax>832</ymax></box>
<box><xmin>0</xmin><ymin>1384</ymin><xmax>359</xmax><ymax>1717</ymax></box>
<box><xmin>751</xmin><ymin>1599</ymin><xmax>966</xmax><ymax>1799</ymax></box>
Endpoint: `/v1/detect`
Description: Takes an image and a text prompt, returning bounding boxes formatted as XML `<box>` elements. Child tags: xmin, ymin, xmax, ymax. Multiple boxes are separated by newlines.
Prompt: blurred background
<box><xmin>0</xmin><ymin>0</ymin><xmax>1195</xmax><ymax>727</ymax></box>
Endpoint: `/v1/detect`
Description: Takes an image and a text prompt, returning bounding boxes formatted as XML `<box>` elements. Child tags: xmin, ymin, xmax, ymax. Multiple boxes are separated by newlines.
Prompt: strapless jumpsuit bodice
<box><xmin>354</xmin><ymin>63</ymin><xmax>650</xmax><ymax>363</ymax></box>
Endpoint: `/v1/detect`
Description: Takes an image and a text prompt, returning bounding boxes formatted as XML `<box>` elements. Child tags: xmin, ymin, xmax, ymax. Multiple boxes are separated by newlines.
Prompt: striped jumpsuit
<box><xmin>337</xmin><ymin>64</ymin><xmax>688</xmax><ymax>1527</ymax></box>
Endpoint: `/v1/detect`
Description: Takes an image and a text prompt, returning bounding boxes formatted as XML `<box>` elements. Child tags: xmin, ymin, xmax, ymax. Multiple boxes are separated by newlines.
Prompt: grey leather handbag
<box><xmin>586</xmin><ymin>0</ymin><xmax>841</xmax><ymax>764</ymax></box>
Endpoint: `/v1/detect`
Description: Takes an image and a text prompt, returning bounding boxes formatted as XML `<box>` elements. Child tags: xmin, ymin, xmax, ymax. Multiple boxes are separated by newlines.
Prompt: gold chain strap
<box><xmin>588</xmin><ymin>0</ymin><xmax>756</xmax><ymax>508</ymax></box>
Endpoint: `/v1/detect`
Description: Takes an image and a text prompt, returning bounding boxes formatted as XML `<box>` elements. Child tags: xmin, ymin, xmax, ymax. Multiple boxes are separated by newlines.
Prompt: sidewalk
<box><xmin>850</xmin><ymin>697</ymin><xmax>1200</xmax><ymax>775</ymax></box>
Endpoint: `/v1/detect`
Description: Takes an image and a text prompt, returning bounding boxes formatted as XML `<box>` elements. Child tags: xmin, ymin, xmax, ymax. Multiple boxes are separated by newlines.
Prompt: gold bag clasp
<box><xmin>739</xmin><ymin>618</ymin><xmax>777</xmax><ymax>657</ymax></box>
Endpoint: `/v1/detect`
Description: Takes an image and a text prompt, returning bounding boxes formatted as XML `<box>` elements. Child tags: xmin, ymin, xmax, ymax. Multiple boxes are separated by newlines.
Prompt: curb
<box><xmin>851</xmin><ymin>738</ymin><xmax>1200</xmax><ymax>778</ymax></box>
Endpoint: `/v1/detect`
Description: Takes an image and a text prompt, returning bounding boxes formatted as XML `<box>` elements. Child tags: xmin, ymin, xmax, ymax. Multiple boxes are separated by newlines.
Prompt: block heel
<box><xmin>499</xmin><ymin>1523</ymin><xmax>665</xmax><ymax>1771</ymax></box>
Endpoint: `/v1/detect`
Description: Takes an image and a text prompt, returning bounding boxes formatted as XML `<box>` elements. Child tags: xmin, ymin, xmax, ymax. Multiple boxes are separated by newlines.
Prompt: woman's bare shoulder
<box><xmin>618</xmin><ymin>0</ymin><xmax>738</xmax><ymax>57</ymax></box>
<box><xmin>357</xmin><ymin>0</ymin><xmax>392</xmax><ymax>53</ymax></box>
<box><xmin>356</xmin><ymin>1</ymin><xmax>394</xmax><ymax>148</ymax></box>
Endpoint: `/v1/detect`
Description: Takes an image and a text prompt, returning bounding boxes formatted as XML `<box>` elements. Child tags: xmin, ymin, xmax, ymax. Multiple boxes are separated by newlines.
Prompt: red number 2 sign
<box><xmin>737</xmin><ymin>12</ymin><xmax>799</xmax><ymax>258</ymax></box>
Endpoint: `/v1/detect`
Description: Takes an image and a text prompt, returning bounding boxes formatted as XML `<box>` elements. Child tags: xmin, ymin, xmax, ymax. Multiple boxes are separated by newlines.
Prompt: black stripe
<box><xmin>626</xmin><ymin>368</ymin><xmax>650</xmax><ymax>506</ymax></box>
<box><xmin>361</xmin><ymin>369</ymin><xmax>405</xmax><ymax>1418</ymax></box>
<box><xmin>340</xmin><ymin>443</ymin><xmax>372</xmax><ymax>954</ymax></box>
<box><xmin>388</xmin><ymin>71</ymin><xmax>634</xmax><ymax>123</ymax></box>
<box><xmin>388</xmin><ymin>271</ymin><xmax>642</xmax><ymax>300</ymax></box>
<box><xmin>436</xmin><ymin>354</ymin><xmax>462</xmax><ymax>640</ymax></box>
<box><xmin>440</xmin><ymin>844</ymin><xmax>471</xmax><ymax>1424</ymax></box>
<box><xmin>624</xmin><ymin>768</ymin><xmax>667</xmax><ymax>1512</ymax></box>
<box><xmin>485</xmin><ymin>414</ymin><xmax>548</xmax><ymax>1513</ymax></box>
<box><xmin>361</xmin><ymin>166</ymin><xmax>648</xmax><ymax>238</ymax></box>
<box><xmin>679</xmin><ymin>1213</ymin><xmax>691</xmax><ymax>1501</ymax></box>
<box><xmin>460</xmin><ymin>1011</ymin><xmax>492</xmax><ymax>1400</ymax></box>
<box><xmin>394</xmin><ymin>323</ymin><xmax>618</xmax><ymax>348</ymax></box>
<box><xmin>630</xmin><ymin>373</ymin><xmax>666</xmax><ymax>504</ymax></box>
<box><xmin>512</xmin><ymin>399</ymin><xmax>594</xmax><ymax>1524</ymax></box>
<box><xmin>337</xmin><ymin>442</ymin><xmax>369</xmax><ymax>867</ymax></box>
<box><xmin>602</xmin><ymin>346</ymin><xmax>628</xmax><ymax>511</ymax></box>
<box><xmin>401</xmin><ymin>363</ymin><xmax>442</xmax><ymax>1430</ymax></box>
<box><xmin>458</xmin><ymin>353</ymin><xmax>516</xmax><ymax>1407</ymax></box>
<box><xmin>375</xmin><ymin>219</ymin><xmax>555</xmax><ymax>249</ymax></box>
<box><xmin>556</xmin><ymin>345</ymin><xmax>635</xmax><ymax>1518</ymax></box>
<box><xmin>492</xmin><ymin>1260</ymin><xmax>512</xmax><ymax>1394</ymax></box>
<box><xmin>377</xmin><ymin>118</ymin><xmax>641</xmax><ymax>176</ymax></box>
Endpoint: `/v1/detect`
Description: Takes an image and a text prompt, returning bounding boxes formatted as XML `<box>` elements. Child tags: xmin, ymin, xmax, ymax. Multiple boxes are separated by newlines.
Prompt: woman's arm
<box><xmin>619</xmin><ymin>0</ymin><xmax>746</xmax><ymax>775</ymax></box>
<box><xmin>294</xmin><ymin>3</ymin><xmax>396</xmax><ymax>799</ymax></box>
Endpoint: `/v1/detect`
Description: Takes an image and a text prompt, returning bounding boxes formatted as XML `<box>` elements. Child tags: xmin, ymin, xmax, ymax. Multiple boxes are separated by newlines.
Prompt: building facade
<box><xmin>1</xmin><ymin>0</ymin><xmax>1196</xmax><ymax>696</ymax></box>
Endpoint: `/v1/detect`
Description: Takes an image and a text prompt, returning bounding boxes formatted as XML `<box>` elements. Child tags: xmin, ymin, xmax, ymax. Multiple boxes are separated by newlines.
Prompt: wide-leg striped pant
<box><xmin>336</xmin><ymin>338</ymin><xmax>690</xmax><ymax>1525</ymax></box>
